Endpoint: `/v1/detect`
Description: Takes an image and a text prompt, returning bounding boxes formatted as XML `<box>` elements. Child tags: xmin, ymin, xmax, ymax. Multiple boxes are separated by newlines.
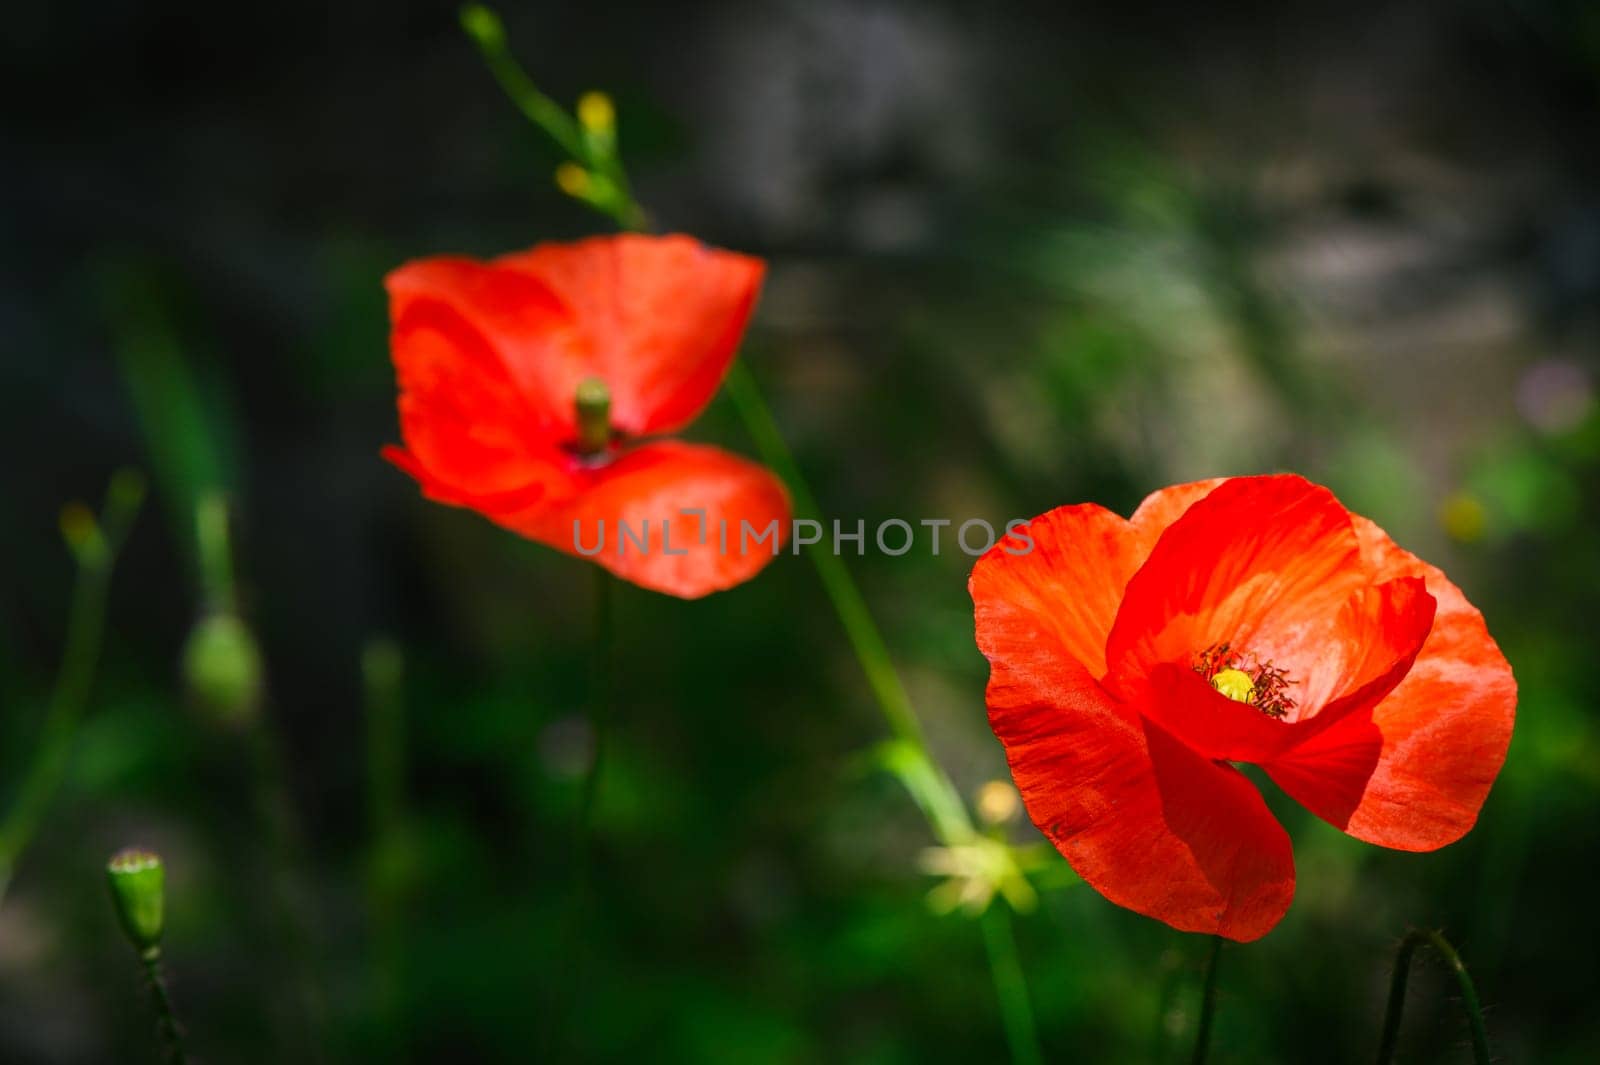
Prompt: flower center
<box><xmin>1210</xmin><ymin>667</ymin><xmax>1256</xmax><ymax>704</ymax></box>
<box><xmin>1193</xmin><ymin>643</ymin><xmax>1296</xmax><ymax>719</ymax></box>
<box><xmin>573</xmin><ymin>376</ymin><xmax>612</xmax><ymax>456</ymax></box>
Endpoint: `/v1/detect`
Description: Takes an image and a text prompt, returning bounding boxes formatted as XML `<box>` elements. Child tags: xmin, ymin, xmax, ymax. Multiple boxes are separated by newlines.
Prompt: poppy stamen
<box><xmin>1193</xmin><ymin>643</ymin><xmax>1297</xmax><ymax>719</ymax></box>
<box><xmin>574</xmin><ymin>376</ymin><xmax>612</xmax><ymax>456</ymax></box>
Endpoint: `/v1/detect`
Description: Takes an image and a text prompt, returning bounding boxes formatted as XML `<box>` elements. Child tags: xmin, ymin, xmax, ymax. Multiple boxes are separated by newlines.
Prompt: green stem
<box><xmin>981</xmin><ymin>906</ymin><xmax>1044</xmax><ymax>1065</ymax></box>
<box><xmin>140</xmin><ymin>950</ymin><xmax>190</xmax><ymax>1065</ymax></box>
<box><xmin>460</xmin><ymin>26</ymin><xmax>1043</xmax><ymax>1061</ymax></box>
<box><xmin>459</xmin><ymin>5</ymin><xmax>644</xmax><ymax>230</ymax></box>
<box><xmin>1376</xmin><ymin>928</ymin><xmax>1492</xmax><ymax>1065</ymax></box>
<box><xmin>1191</xmin><ymin>935</ymin><xmax>1223</xmax><ymax>1065</ymax></box>
<box><xmin>0</xmin><ymin>474</ymin><xmax>143</xmax><ymax>900</ymax></box>
<box><xmin>461</xmin><ymin>5</ymin><xmax>585</xmax><ymax>162</ymax></box>
<box><xmin>722</xmin><ymin>362</ymin><xmax>973</xmax><ymax>845</ymax></box>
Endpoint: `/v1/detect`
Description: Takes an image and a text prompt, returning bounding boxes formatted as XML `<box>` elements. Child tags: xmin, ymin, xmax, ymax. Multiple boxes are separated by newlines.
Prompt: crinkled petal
<box><xmin>1104</xmin><ymin>475</ymin><xmax>1365</xmax><ymax>699</ymax></box>
<box><xmin>1139</xmin><ymin>577</ymin><xmax>1436</xmax><ymax>764</ymax></box>
<box><xmin>973</xmin><ymin>560</ymin><xmax>1295</xmax><ymax>941</ymax></box>
<box><xmin>1265</xmin><ymin>519</ymin><xmax>1515</xmax><ymax>850</ymax></box>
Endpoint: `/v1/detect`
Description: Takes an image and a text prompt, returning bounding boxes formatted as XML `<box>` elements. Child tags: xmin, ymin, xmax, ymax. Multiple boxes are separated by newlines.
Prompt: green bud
<box><xmin>183</xmin><ymin>612</ymin><xmax>263</xmax><ymax>726</ymax></box>
<box><xmin>106</xmin><ymin>848</ymin><xmax>165</xmax><ymax>955</ymax></box>
<box><xmin>459</xmin><ymin>4</ymin><xmax>504</xmax><ymax>48</ymax></box>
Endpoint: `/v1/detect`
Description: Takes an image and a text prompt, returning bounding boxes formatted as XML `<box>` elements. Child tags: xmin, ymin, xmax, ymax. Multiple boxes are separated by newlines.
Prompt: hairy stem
<box><xmin>140</xmin><ymin>950</ymin><xmax>190</xmax><ymax>1065</ymax></box>
<box><xmin>1376</xmin><ymin>928</ymin><xmax>1491</xmax><ymax>1065</ymax></box>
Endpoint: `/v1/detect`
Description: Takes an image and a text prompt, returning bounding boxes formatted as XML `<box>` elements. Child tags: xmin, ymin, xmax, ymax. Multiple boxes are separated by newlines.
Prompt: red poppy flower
<box><xmin>970</xmin><ymin>475</ymin><xmax>1515</xmax><ymax>941</ymax></box>
<box><xmin>383</xmin><ymin>233</ymin><xmax>791</xmax><ymax>598</ymax></box>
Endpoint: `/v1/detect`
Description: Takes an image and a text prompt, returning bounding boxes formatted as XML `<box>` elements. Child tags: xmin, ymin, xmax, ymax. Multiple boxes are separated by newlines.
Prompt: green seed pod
<box><xmin>106</xmin><ymin>848</ymin><xmax>165</xmax><ymax>955</ymax></box>
<box><xmin>183</xmin><ymin>612</ymin><xmax>264</xmax><ymax>726</ymax></box>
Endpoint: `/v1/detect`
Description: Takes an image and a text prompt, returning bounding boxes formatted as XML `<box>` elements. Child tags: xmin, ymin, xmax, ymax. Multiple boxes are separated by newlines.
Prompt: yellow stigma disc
<box><xmin>1211</xmin><ymin>667</ymin><xmax>1257</xmax><ymax>704</ymax></box>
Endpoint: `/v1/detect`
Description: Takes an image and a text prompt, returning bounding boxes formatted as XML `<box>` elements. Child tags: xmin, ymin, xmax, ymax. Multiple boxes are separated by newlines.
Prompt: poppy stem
<box><xmin>981</xmin><ymin>905</ymin><xmax>1045</xmax><ymax>1065</ymax></box>
<box><xmin>722</xmin><ymin>362</ymin><xmax>975</xmax><ymax>844</ymax></box>
<box><xmin>730</xmin><ymin>360</ymin><xmax>1047</xmax><ymax>1063</ymax></box>
<box><xmin>139</xmin><ymin>949</ymin><xmax>191</xmax><ymax>1065</ymax></box>
<box><xmin>1191</xmin><ymin>935</ymin><xmax>1223</xmax><ymax>1065</ymax></box>
<box><xmin>0</xmin><ymin>471</ymin><xmax>144</xmax><ymax>904</ymax></box>
<box><xmin>1375</xmin><ymin>928</ymin><xmax>1492</xmax><ymax>1065</ymax></box>
<box><xmin>460</xmin><ymin>5</ymin><xmax>646</xmax><ymax>230</ymax></box>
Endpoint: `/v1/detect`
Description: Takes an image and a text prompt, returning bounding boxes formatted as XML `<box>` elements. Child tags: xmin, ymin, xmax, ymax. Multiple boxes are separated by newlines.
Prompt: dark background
<box><xmin>3</xmin><ymin>1</ymin><xmax>1599</xmax><ymax>1061</ymax></box>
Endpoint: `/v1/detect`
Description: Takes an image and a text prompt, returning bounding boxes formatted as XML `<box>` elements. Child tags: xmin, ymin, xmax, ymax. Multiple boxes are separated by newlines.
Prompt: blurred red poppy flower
<box><xmin>970</xmin><ymin>475</ymin><xmax>1515</xmax><ymax>941</ymax></box>
<box><xmin>383</xmin><ymin>234</ymin><xmax>791</xmax><ymax>598</ymax></box>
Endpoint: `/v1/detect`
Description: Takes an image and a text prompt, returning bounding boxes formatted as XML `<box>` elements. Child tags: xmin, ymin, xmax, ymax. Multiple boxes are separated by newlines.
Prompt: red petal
<box><xmin>498</xmin><ymin>235</ymin><xmax>765</xmax><ymax>436</ymax></box>
<box><xmin>386</xmin><ymin>295</ymin><xmax>577</xmax><ymax>503</ymax></box>
<box><xmin>488</xmin><ymin>441</ymin><xmax>792</xmax><ymax>599</ymax></box>
<box><xmin>967</xmin><ymin>479</ymin><xmax>1234</xmax><ymax>680</ymax></box>
<box><xmin>969</xmin><ymin>504</ymin><xmax>1147</xmax><ymax>678</ymax></box>
<box><xmin>974</xmin><ymin>549</ymin><xmax>1295</xmax><ymax>941</ymax></box>
<box><xmin>387</xmin><ymin>256</ymin><xmax>588</xmax><ymax>438</ymax></box>
<box><xmin>1139</xmin><ymin>577</ymin><xmax>1436</xmax><ymax>764</ymax></box>
<box><xmin>1265</xmin><ymin>518</ymin><xmax>1516</xmax><ymax>850</ymax></box>
<box><xmin>1103</xmin><ymin>475</ymin><xmax>1366</xmax><ymax>699</ymax></box>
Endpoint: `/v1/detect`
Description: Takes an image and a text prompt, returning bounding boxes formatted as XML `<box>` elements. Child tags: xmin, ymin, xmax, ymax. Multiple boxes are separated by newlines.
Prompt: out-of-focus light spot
<box><xmin>976</xmin><ymin>780</ymin><xmax>1021</xmax><ymax>826</ymax></box>
<box><xmin>555</xmin><ymin>162</ymin><xmax>591</xmax><ymax>198</ymax></box>
<box><xmin>577</xmin><ymin>91</ymin><xmax>615</xmax><ymax>135</ymax></box>
<box><xmin>1438</xmin><ymin>492</ymin><xmax>1488</xmax><ymax>543</ymax></box>
<box><xmin>1516</xmin><ymin>359</ymin><xmax>1594</xmax><ymax>434</ymax></box>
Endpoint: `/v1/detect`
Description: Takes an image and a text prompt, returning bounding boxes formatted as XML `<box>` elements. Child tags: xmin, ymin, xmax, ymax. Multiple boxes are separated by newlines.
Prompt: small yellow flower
<box><xmin>577</xmin><ymin>91</ymin><xmax>615</xmax><ymax>135</ymax></box>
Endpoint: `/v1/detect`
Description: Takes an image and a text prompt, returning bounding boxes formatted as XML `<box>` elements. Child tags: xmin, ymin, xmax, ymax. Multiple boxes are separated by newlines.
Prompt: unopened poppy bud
<box><xmin>107</xmin><ymin>849</ymin><xmax>165</xmax><ymax>955</ymax></box>
<box><xmin>574</xmin><ymin>376</ymin><xmax>611</xmax><ymax>454</ymax></box>
<box><xmin>459</xmin><ymin>3</ymin><xmax>504</xmax><ymax>49</ymax></box>
<box><xmin>183</xmin><ymin>612</ymin><xmax>263</xmax><ymax>726</ymax></box>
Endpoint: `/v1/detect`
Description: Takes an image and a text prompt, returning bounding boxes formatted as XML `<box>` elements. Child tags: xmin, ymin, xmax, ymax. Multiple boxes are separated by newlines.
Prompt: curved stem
<box><xmin>981</xmin><ymin>906</ymin><xmax>1044</xmax><ymax>1065</ymax></box>
<box><xmin>1376</xmin><ymin>928</ymin><xmax>1491</xmax><ymax>1065</ymax></box>
<box><xmin>722</xmin><ymin>362</ymin><xmax>972</xmax><ymax>845</ymax></box>
<box><xmin>0</xmin><ymin>475</ymin><xmax>142</xmax><ymax>901</ymax></box>
<box><xmin>140</xmin><ymin>950</ymin><xmax>190</xmax><ymax>1065</ymax></box>
<box><xmin>1191</xmin><ymin>935</ymin><xmax>1223</xmax><ymax>1065</ymax></box>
